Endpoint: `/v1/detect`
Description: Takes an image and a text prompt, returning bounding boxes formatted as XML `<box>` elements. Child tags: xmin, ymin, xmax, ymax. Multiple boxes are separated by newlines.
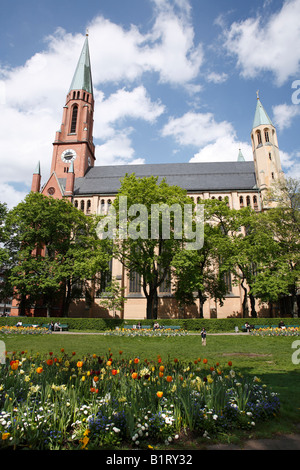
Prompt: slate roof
<box><xmin>61</xmin><ymin>161</ymin><xmax>257</xmax><ymax>196</ymax></box>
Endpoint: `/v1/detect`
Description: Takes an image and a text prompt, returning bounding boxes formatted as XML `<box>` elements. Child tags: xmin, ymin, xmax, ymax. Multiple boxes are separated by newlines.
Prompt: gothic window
<box><xmin>253</xmin><ymin>196</ymin><xmax>258</xmax><ymax>208</ymax></box>
<box><xmin>86</xmin><ymin>200</ymin><xmax>91</xmax><ymax>214</ymax></box>
<box><xmin>272</xmin><ymin>172</ymin><xmax>275</xmax><ymax>180</ymax></box>
<box><xmin>74</xmin><ymin>200</ymin><xmax>78</xmax><ymax>208</ymax></box>
<box><xmin>159</xmin><ymin>269</ymin><xmax>171</xmax><ymax>293</ymax></box>
<box><xmin>269</xmin><ymin>152</ymin><xmax>272</xmax><ymax>160</ymax></box>
<box><xmin>264</xmin><ymin>129</ymin><xmax>269</xmax><ymax>143</ymax></box>
<box><xmin>70</xmin><ymin>105</ymin><xmax>78</xmax><ymax>133</ymax></box>
<box><xmin>256</xmin><ymin>130</ymin><xmax>262</xmax><ymax>145</ymax></box>
<box><xmin>246</xmin><ymin>196</ymin><xmax>251</xmax><ymax>207</ymax></box>
<box><xmin>223</xmin><ymin>272</ymin><xmax>232</xmax><ymax>294</ymax></box>
<box><xmin>80</xmin><ymin>200</ymin><xmax>85</xmax><ymax>212</ymax></box>
<box><xmin>100</xmin><ymin>199</ymin><xmax>105</xmax><ymax>214</ymax></box>
<box><xmin>95</xmin><ymin>259</ymin><xmax>113</xmax><ymax>297</ymax></box>
<box><xmin>239</xmin><ymin>196</ymin><xmax>244</xmax><ymax>208</ymax></box>
<box><xmin>129</xmin><ymin>271</ymin><xmax>141</xmax><ymax>294</ymax></box>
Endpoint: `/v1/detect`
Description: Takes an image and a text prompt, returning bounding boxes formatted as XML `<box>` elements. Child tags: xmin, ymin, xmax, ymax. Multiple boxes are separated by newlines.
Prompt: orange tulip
<box><xmin>159</xmin><ymin>372</ymin><xmax>164</xmax><ymax>378</ymax></box>
<box><xmin>77</xmin><ymin>361</ymin><xmax>83</xmax><ymax>368</ymax></box>
<box><xmin>159</xmin><ymin>365</ymin><xmax>165</xmax><ymax>372</ymax></box>
<box><xmin>203</xmin><ymin>358</ymin><xmax>208</xmax><ymax>364</ymax></box>
<box><xmin>156</xmin><ymin>391</ymin><xmax>163</xmax><ymax>398</ymax></box>
<box><xmin>132</xmin><ymin>372</ymin><xmax>138</xmax><ymax>379</ymax></box>
<box><xmin>10</xmin><ymin>360</ymin><xmax>19</xmax><ymax>371</ymax></box>
<box><xmin>166</xmin><ymin>375</ymin><xmax>173</xmax><ymax>382</ymax></box>
<box><xmin>134</xmin><ymin>358</ymin><xmax>139</xmax><ymax>364</ymax></box>
<box><xmin>36</xmin><ymin>367</ymin><xmax>43</xmax><ymax>374</ymax></box>
<box><xmin>112</xmin><ymin>369</ymin><xmax>118</xmax><ymax>376</ymax></box>
<box><xmin>93</xmin><ymin>376</ymin><xmax>99</xmax><ymax>382</ymax></box>
<box><xmin>46</xmin><ymin>359</ymin><xmax>53</xmax><ymax>366</ymax></box>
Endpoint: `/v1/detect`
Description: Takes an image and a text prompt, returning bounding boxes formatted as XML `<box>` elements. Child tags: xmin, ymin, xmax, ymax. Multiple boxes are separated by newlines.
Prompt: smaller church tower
<box><xmin>251</xmin><ymin>93</ymin><xmax>282</xmax><ymax>208</ymax></box>
<box><xmin>31</xmin><ymin>161</ymin><xmax>41</xmax><ymax>192</ymax></box>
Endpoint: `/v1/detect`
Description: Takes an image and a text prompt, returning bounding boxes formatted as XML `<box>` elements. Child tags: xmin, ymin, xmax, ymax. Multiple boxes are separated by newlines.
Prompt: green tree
<box><xmin>103</xmin><ymin>174</ymin><xmax>196</xmax><ymax>319</ymax></box>
<box><xmin>5</xmin><ymin>192</ymin><xmax>110</xmax><ymax>316</ymax></box>
<box><xmin>172</xmin><ymin>219</ymin><xmax>227</xmax><ymax>318</ymax></box>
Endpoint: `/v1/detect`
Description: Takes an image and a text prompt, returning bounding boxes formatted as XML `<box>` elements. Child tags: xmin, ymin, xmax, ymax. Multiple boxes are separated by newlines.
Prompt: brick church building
<box><xmin>21</xmin><ymin>35</ymin><xmax>283</xmax><ymax>319</ymax></box>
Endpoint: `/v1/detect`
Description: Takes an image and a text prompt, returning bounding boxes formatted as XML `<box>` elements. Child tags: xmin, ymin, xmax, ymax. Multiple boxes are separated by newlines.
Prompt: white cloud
<box><xmin>206</xmin><ymin>72</ymin><xmax>228</xmax><ymax>84</ymax></box>
<box><xmin>87</xmin><ymin>3</ymin><xmax>203</xmax><ymax>86</ymax></box>
<box><xmin>0</xmin><ymin>183</ymin><xmax>27</xmax><ymax>209</ymax></box>
<box><xmin>223</xmin><ymin>0</ymin><xmax>300</xmax><ymax>85</ymax></box>
<box><xmin>272</xmin><ymin>103</ymin><xmax>300</xmax><ymax>130</ymax></box>
<box><xmin>189</xmin><ymin>136</ymin><xmax>253</xmax><ymax>163</ymax></box>
<box><xmin>95</xmin><ymin>132</ymin><xmax>146</xmax><ymax>166</ymax></box>
<box><xmin>94</xmin><ymin>86</ymin><xmax>165</xmax><ymax>140</ymax></box>
<box><xmin>162</xmin><ymin>111</ymin><xmax>234</xmax><ymax>147</ymax></box>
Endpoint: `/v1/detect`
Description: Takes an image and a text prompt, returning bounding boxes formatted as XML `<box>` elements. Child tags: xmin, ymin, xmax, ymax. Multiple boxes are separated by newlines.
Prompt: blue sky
<box><xmin>0</xmin><ymin>0</ymin><xmax>299</xmax><ymax>207</ymax></box>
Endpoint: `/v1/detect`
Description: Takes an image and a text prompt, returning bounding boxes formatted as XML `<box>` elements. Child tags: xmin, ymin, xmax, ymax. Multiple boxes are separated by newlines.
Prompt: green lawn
<box><xmin>2</xmin><ymin>332</ymin><xmax>300</xmax><ymax>441</ymax></box>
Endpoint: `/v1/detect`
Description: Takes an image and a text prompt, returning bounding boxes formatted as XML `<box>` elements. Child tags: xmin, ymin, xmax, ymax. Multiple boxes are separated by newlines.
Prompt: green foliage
<box><xmin>4</xmin><ymin>192</ymin><xmax>111</xmax><ymax>316</ymax></box>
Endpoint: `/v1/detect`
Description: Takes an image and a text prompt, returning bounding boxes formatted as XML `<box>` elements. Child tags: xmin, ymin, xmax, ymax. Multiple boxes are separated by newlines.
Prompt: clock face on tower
<box><xmin>61</xmin><ymin>149</ymin><xmax>77</xmax><ymax>163</ymax></box>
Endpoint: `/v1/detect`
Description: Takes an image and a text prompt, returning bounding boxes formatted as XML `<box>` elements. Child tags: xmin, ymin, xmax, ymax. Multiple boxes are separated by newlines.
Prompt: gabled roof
<box><xmin>253</xmin><ymin>98</ymin><xmax>273</xmax><ymax>129</ymax></box>
<box><xmin>59</xmin><ymin>161</ymin><xmax>257</xmax><ymax>196</ymax></box>
<box><xmin>69</xmin><ymin>35</ymin><xmax>93</xmax><ymax>95</ymax></box>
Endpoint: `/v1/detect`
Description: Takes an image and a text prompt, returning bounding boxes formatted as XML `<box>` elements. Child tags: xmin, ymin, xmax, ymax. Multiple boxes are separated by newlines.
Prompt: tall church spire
<box><xmin>69</xmin><ymin>34</ymin><xmax>93</xmax><ymax>96</ymax></box>
<box><xmin>48</xmin><ymin>34</ymin><xmax>95</xmax><ymax>185</ymax></box>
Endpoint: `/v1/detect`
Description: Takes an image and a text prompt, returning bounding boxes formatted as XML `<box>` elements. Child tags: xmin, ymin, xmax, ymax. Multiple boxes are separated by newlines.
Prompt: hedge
<box><xmin>0</xmin><ymin>316</ymin><xmax>299</xmax><ymax>332</ymax></box>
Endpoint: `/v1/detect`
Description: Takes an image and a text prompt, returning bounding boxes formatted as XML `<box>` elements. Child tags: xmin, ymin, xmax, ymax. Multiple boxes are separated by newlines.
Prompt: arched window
<box><xmin>239</xmin><ymin>196</ymin><xmax>244</xmax><ymax>208</ymax></box>
<box><xmin>246</xmin><ymin>196</ymin><xmax>251</xmax><ymax>207</ymax></box>
<box><xmin>100</xmin><ymin>199</ymin><xmax>105</xmax><ymax>214</ymax></box>
<box><xmin>256</xmin><ymin>130</ymin><xmax>262</xmax><ymax>145</ymax></box>
<box><xmin>80</xmin><ymin>200</ymin><xmax>85</xmax><ymax>212</ymax></box>
<box><xmin>74</xmin><ymin>200</ymin><xmax>78</xmax><ymax>208</ymax></box>
<box><xmin>253</xmin><ymin>196</ymin><xmax>258</xmax><ymax>208</ymax></box>
<box><xmin>86</xmin><ymin>200</ymin><xmax>91</xmax><ymax>214</ymax></box>
<box><xmin>264</xmin><ymin>129</ymin><xmax>269</xmax><ymax>143</ymax></box>
<box><xmin>70</xmin><ymin>105</ymin><xmax>78</xmax><ymax>133</ymax></box>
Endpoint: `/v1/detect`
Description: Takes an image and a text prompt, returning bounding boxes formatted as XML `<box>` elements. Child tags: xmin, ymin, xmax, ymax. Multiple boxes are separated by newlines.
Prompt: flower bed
<box><xmin>105</xmin><ymin>327</ymin><xmax>188</xmax><ymax>337</ymax></box>
<box><xmin>0</xmin><ymin>326</ymin><xmax>51</xmax><ymax>335</ymax></box>
<box><xmin>0</xmin><ymin>350</ymin><xmax>280</xmax><ymax>450</ymax></box>
<box><xmin>251</xmin><ymin>327</ymin><xmax>300</xmax><ymax>337</ymax></box>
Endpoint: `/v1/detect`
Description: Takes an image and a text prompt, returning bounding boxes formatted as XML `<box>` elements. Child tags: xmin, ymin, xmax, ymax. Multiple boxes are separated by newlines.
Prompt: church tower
<box><xmin>251</xmin><ymin>93</ymin><xmax>282</xmax><ymax>208</ymax></box>
<box><xmin>51</xmin><ymin>34</ymin><xmax>95</xmax><ymax>179</ymax></box>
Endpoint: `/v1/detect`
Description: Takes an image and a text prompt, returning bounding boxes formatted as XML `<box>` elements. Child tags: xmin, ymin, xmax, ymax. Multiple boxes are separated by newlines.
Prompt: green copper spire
<box><xmin>69</xmin><ymin>35</ymin><xmax>93</xmax><ymax>95</ymax></box>
<box><xmin>252</xmin><ymin>92</ymin><xmax>273</xmax><ymax>129</ymax></box>
<box><xmin>237</xmin><ymin>149</ymin><xmax>245</xmax><ymax>162</ymax></box>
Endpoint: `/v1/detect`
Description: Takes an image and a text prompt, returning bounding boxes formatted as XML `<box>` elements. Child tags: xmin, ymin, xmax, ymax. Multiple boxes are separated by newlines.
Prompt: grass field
<box><xmin>2</xmin><ymin>331</ymin><xmax>300</xmax><ymax>444</ymax></box>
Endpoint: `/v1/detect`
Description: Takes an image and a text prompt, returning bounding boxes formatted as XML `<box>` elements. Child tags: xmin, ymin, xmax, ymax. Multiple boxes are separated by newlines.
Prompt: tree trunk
<box><xmin>198</xmin><ymin>289</ymin><xmax>204</xmax><ymax>318</ymax></box>
<box><xmin>292</xmin><ymin>293</ymin><xmax>299</xmax><ymax>318</ymax></box>
<box><xmin>249</xmin><ymin>293</ymin><xmax>257</xmax><ymax>318</ymax></box>
<box><xmin>241</xmin><ymin>278</ymin><xmax>249</xmax><ymax>318</ymax></box>
<box><xmin>146</xmin><ymin>288</ymin><xmax>158</xmax><ymax>320</ymax></box>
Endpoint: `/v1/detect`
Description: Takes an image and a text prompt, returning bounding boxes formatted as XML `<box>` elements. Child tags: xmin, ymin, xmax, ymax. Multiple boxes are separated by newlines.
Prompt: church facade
<box><xmin>27</xmin><ymin>36</ymin><xmax>282</xmax><ymax>320</ymax></box>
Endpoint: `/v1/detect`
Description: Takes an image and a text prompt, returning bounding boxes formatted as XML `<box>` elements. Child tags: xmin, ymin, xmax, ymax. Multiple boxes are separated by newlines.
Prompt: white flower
<box><xmin>113</xmin><ymin>427</ymin><xmax>120</xmax><ymax>433</ymax></box>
